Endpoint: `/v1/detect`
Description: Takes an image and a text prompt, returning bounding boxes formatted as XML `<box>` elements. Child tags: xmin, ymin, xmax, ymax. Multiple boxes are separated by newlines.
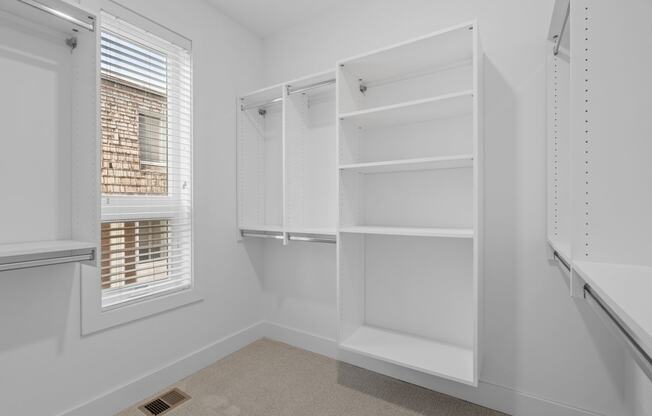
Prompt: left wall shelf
<box><xmin>0</xmin><ymin>0</ymin><xmax>99</xmax><ymax>272</ymax></box>
<box><xmin>0</xmin><ymin>241</ymin><xmax>95</xmax><ymax>272</ymax></box>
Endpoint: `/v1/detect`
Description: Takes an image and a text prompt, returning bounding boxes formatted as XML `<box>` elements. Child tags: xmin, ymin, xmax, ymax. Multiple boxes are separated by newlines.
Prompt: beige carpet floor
<box><xmin>117</xmin><ymin>339</ymin><xmax>507</xmax><ymax>416</ymax></box>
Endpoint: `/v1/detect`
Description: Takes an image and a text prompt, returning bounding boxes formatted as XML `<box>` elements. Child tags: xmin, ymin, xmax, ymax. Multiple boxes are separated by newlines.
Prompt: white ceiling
<box><xmin>206</xmin><ymin>0</ymin><xmax>345</xmax><ymax>37</ymax></box>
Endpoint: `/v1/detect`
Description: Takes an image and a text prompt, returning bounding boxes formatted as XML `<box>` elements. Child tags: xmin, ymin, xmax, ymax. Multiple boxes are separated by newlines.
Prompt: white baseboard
<box><xmin>265</xmin><ymin>322</ymin><xmax>603</xmax><ymax>416</ymax></box>
<box><xmin>262</xmin><ymin>321</ymin><xmax>338</xmax><ymax>359</ymax></box>
<box><xmin>59</xmin><ymin>321</ymin><xmax>603</xmax><ymax>416</ymax></box>
<box><xmin>59</xmin><ymin>321</ymin><xmax>265</xmax><ymax>416</ymax></box>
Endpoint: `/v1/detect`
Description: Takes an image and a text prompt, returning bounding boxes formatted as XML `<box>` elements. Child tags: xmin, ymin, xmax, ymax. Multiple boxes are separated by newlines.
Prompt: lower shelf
<box><xmin>573</xmin><ymin>260</ymin><xmax>652</xmax><ymax>365</ymax></box>
<box><xmin>339</xmin><ymin>325</ymin><xmax>475</xmax><ymax>385</ymax></box>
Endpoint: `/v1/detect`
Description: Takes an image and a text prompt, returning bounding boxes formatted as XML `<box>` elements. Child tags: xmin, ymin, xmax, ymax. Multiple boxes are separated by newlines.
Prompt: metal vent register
<box><xmin>138</xmin><ymin>388</ymin><xmax>190</xmax><ymax>415</ymax></box>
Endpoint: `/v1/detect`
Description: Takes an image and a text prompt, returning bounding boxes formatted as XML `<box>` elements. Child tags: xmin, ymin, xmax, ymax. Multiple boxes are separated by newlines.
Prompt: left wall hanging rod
<box><xmin>18</xmin><ymin>0</ymin><xmax>96</xmax><ymax>32</ymax></box>
<box><xmin>552</xmin><ymin>2</ymin><xmax>569</xmax><ymax>56</ymax></box>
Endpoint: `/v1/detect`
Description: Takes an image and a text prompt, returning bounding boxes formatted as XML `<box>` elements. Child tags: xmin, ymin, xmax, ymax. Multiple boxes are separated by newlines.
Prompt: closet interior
<box><xmin>0</xmin><ymin>0</ymin><xmax>98</xmax><ymax>272</ymax></box>
<box><xmin>237</xmin><ymin>21</ymin><xmax>483</xmax><ymax>386</ymax></box>
<box><xmin>547</xmin><ymin>0</ymin><xmax>652</xmax><ymax>380</ymax></box>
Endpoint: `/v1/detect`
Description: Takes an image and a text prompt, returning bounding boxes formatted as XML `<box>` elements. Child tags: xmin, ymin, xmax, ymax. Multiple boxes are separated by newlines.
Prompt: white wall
<box><xmin>260</xmin><ymin>1</ymin><xmax>643</xmax><ymax>415</ymax></box>
<box><xmin>0</xmin><ymin>1</ymin><xmax>265</xmax><ymax>414</ymax></box>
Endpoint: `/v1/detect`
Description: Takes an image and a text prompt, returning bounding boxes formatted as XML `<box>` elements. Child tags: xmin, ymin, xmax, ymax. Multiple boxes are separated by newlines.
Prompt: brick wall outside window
<box><xmin>100</xmin><ymin>76</ymin><xmax>168</xmax><ymax>195</ymax></box>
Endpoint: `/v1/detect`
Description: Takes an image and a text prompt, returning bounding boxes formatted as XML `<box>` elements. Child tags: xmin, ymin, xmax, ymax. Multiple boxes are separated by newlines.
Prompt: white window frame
<box><xmin>81</xmin><ymin>3</ymin><xmax>199</xmax><ymax>335</ymax></box>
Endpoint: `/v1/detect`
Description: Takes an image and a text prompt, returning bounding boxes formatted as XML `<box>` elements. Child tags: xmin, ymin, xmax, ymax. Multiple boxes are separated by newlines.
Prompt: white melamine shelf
<box><xmin>572</xmin><ymin>261</ymin><xmax>652</xmax><ymax>356</ymax></box>
<box><xmin>338</xmin><ymin>21</ymin><xmax>474</xmax><ymax>85</ymax></box>
<box><xmin>339</xmin><ymin>91</ymin><xmax>473</xmax><ymax>129</ymax></box>
<box><xmin>339</xmin><ymin>226</ymin><xmax>473</xmax><ymax>239</ymax></box>
<box><xmin>339</xmin><ymin>155</ymin><xmax>473</xmax><ymax>174</ymax></box>
<box><xmin>340</xmin><ymin>325</ymin><xmax>474</xmax><ymax>385</ymax></box>
<box><xmin>0</xmin><ymin>240</ymin><xmax>96</xmax><ymax>272</ymax></box>
<box><xmin>548</xmin><ymin>238</ymin><xmax>571</xmax><ymax>266</ymax></box>
<box><xmin>239</xmin><ymin>225</ymin><xmax>284</xmax><ymax>233</ymax></box>
<box><xmin>285</xmin><ymin>227</ymin><xmax>336</xmax><ymax>236</ymax></box>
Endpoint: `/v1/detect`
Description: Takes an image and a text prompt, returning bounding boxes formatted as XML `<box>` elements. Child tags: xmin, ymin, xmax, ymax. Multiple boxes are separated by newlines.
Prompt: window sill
<box><xmin>81</xmin><ymin>264</ymin><xmax>202</xmax><ymax>335</ymax></box>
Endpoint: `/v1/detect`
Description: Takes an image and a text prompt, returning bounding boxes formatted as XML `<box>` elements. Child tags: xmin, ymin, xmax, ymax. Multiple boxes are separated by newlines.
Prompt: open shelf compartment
<box><xmin>238</xmin><ymin>85</ymin><xmax>285</xmax><ymax>233</ymax></box>
<box><xmin>338</xmin><ymin>233</ymin><xmax>477</xmax><ymax>385</ymax></box>
<box><xmin>338</xmin><ymin>21</ymin><xmax>475</xmax><ymax>113</ymax></box>
<box><xmin>340</xmin><ymin>167</ymin><xmax>473</xmax><ymax>230</ymax></box>
<box><xmin>285</xmin><ymin>71</ymin><xmax>337</xmax><ymax>234</ymax></box>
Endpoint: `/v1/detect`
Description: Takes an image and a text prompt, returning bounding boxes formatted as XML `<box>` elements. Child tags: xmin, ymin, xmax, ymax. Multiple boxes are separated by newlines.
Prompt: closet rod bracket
<box><xmin>66</xmin><ymin>36</ymin><xmax>78</xmax><ymax>51</ymax></box>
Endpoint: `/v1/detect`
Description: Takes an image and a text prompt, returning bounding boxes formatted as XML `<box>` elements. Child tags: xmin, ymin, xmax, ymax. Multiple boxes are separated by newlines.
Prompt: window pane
<box><xmin>101</xmin><ymin>220</ymin><xmax>171</xmax><ymax>290</ymax></box>
<box><xmin>100</xmin><ymin>31</ymin><xmax>168</xmax><ymax>196</ymax></box>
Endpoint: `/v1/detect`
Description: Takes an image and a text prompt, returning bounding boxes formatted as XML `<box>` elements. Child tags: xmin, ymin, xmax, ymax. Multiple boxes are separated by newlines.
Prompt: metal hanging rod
<box><xmin>553</xmin><ymin>251</ymin><xmax>570</xmax><ymax>272</ymax></box>
<box><xmin>553</xmin><ymin>2</ymin><xmax>570</xmax><ymax>56</ymax></box>
<box><xmin>240</xmin><ymin>230</ymin><xmax>284</xmax><ymax>240</ymax></box>
<box><xmin>288</xmin><ymin>234</ymin><xmax>336</xmax><ymax>244</ymax></box>
<box><xmin>240</xmin><ymin>97</ymin><xmax>282</xmax><ymax>115</ymax></box>
<box><xmin>287</xmin><ymin>78</ymin><xmax>336</xmax><ymax>96</ymax></box>
<box><xmin>18</xmin><ymin>0</ymin><xmax>95</xmax><ymax>32</ymax></box>
<box><xmin>584</xmin><ymin>284</ymin><xmax>652</xmax><ymax>381</ymax></box>
<box><xmin>0</xmin><ymin>250</ymin><xmax>95</xmax><ymax>272</ymax></box>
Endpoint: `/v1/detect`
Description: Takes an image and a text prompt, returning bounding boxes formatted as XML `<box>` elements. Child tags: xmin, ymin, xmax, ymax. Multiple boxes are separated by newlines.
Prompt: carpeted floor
<box><xmin>117</xmin><ymin>339</ymin><xmax>507</xmax><ymax>416</ymax></box>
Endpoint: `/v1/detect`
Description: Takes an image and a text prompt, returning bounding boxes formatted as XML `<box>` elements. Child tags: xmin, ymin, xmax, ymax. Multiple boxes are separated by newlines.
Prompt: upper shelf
<box><xmin>573</xmin><ymin>261</ymin><xmax>652</xmax><ymax>363</ymax></box>
<box><xmin>339</xmin><ymin>155</ymin><xmax>473</xmax><ymax>174</ymax></box>
<box><xmin>0</xmin><ymin>240</ymin><xmax>96</xmax><ymax>272</ymax></box>
<box><xmin>338</xmin><ymin>21</ymin><xmax>474</xmax><ymax>86</ymax></box>
<box><xmin>339</xmin><ymin>90</ymin><xmax>473</xmax><ymax>129</ymax></box>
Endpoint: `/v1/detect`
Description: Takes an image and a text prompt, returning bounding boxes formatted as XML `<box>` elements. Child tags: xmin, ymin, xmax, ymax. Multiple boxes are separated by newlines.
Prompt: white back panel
<box><xmin>0</xmin><ymin>14</ymin><xmax>71</xmax><ymax>243</ymax></box>
<box><xmin>341</xmin><ymin>168</ymin><xmax>473</xmax><ymax>228</ymax></box>
<box><xmin>364</xmin><ymin>235</ymin><xmax>473</xmax><ymax>348</ymax></box>
<box><xmin>285</xmin><ymin>88</ymin><xmax>336</xmax><ymax>229</ymax></box>
<box><xmin>547</xmin><ymin>53</ymin><xmax>571</xmax><ymax>248</ymax></box>
<box><xmin>571</xmin><ymin>0</ymin><xmax>652</xmax><ymax>265</ymax></box>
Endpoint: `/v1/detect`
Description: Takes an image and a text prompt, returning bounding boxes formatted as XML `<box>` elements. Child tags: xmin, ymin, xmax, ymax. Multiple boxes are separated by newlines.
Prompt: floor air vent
<box><xmin>139</xmin><ymin>388</ymin><xmax>190</xmax><ymax>415</ymax></box>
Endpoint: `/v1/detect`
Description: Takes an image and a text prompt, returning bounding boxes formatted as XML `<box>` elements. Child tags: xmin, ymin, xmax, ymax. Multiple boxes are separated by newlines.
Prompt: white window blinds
<box><xmin>99</xmin><ymin>12</ymin><xmax>192</xmax><ymax>309</ymax></box>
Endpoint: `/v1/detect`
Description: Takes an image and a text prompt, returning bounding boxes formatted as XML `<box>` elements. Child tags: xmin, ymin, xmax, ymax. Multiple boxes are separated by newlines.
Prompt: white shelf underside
<box><xmin>572</xmin><ymin>261</ymin><xmax>652</xmax><ymax>356</ymax></box>
<box><xmin>340</xmin><ymin>325</ymin><xmax>474</xmax><ymax>385</ymax></box>
<box><xmin>339</xmin><ymin>226</ymin><xmax>473</xmax><ymax>238</ymax></box>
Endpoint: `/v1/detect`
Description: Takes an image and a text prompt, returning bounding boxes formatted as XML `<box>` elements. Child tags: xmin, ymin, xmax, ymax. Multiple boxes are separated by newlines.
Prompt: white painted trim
<box><xmin>267</xmin><ymin>323</ymin><xmax>605</xmax><ymax>416</ymax></box>
<box><xmin>59</xmin><ymin>321</ymin><xmax>604</xmax><ymax>416</ymax></box>
<box><xmin>262</xmin><ymin>321</ymin><xmax>338</xmax><ymax>359</ymax></box>
<box><xmin>59</xmin><ymin>321</ymin><xmax>265</xmax><ymax>416</ymax></box>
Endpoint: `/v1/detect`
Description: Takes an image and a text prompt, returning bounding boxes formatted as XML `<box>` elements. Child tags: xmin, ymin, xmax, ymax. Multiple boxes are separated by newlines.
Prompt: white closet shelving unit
<box><xmin>546</xmin><ymin>0</ymin><xmax>652</xmax><ymax>380</ymax></box>
<box><xmin>0</xmin><ymin>0</ymin><xmax>98</xmax><ymax>272</ymax></box>
<box><xmin>337</xmin><ymin>21</ymin><xmax>483</xmax><ymax>385</ymax></box>
<box><xmin>237</xmin><ymin>70</ymin><xmax>337</xmax><ymax>244</ymax></box>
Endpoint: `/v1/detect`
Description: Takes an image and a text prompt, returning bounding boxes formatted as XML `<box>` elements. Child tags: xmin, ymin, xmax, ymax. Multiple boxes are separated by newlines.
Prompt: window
<box><xmin>99</xmin><ymin>13</ymin><xmax>192</xmax><ymax>309</ymax></box>
<box><xmin>139</xmin><ymin>110</ymin><xmax>167</xmax><ymax>167</ymax></box>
